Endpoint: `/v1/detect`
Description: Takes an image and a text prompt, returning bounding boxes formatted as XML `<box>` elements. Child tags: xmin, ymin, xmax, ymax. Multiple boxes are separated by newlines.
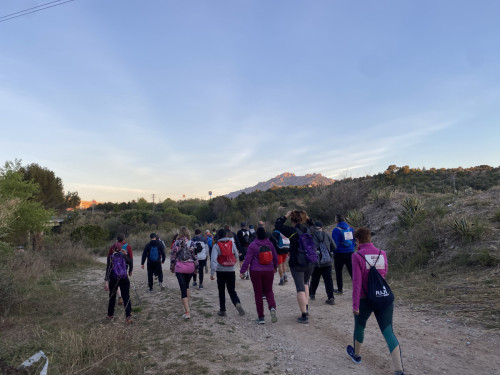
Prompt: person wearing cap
<box><xmin>237</xmin><ymin>222</ymin><xmax>251</xmax><ymax>279</ymax></box>
<box><xmin>309</xmin><ymin>220</ymin><xmax>336</xmax><ymax>305</ymax></box>
<box><xmin>141</xmin><ymin>233</ymin><xmax>166</xmax><ymax>292</ymax></box>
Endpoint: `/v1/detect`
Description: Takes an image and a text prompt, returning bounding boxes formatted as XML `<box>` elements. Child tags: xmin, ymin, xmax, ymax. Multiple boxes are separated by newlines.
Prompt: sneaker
<box><xmin>256</xmin><ymin>317</ymin><xmax>265</xmax><ymax>324</ymax></box>
<box><xmin>159</xmin><ymin>282</ymin><xmax>164</xmax><ymax>291</ymax></box>
<box><xmin>283</xmin><ymin>274</ymin><xmax>288</xmax><ymax>282</ymax></box>
<box><xmin>334</xmin><ymin>289</ymin><xmax>344</xmax><ymax>295</ymax></box>
<box><xmin>235</xmin><ymin>303</ymin><xmax>245</xmax><ymax>316</ymax></box>
<box><xmin>279</xmin><ymin>278</ymin><xmax>285</xmax><ymax>286</ymax></box>
<box><xmin>217</xmin><ymin>310</ymin><xmax>226</xmax><ymax>317</ymax></box>
<box><xmin>394</xmin><ymin>372</ymin><xmax>405</xmax><ymax>375</ymax></box>
<box><xmin>346</xmin><ymin>345</ymin><xmax>361</xmax><ymax>364</ymax></box>
<box><xmin>125</xmin><ymin>316</ymin><xmax>133</xmax><ymax>325</ymax></box>
<box><xmin>325</xmin><ymin>298</ymin><xmax>336</xmax><ymax>305</ymax></box>
<box><xmin>118</xmin><ymin>297</ymin><xmax>123</xmax><ymax>305</ymax></box>
<box><xmin>106</xmin><ymin>315</ymin><xmax>114</xmax><ymax>320</ymax></box>
<box><xmin>182</xmin><ymin>312</ymin><xmax>191</xmax><ymax>320</ymax></box>
<box><xmin>199</xmin><ymin>284</ymin><xmax>204</xmax><ymax>289</ymax></box>
<box><xmin>245</xmin><ymin>274</ymin><xmax>250</xmax><ymax>280</ymax></box>
<box><xmin>270</xmin><ymin>308</ymin><xmax>278</xmax><ymax>323</ymax></box>
<box><xmin>262</xmin><ymin>294</ymin><xmax>266</xmax><ymax>299</ymax></box>
<box><xmin>297</xmin><ymin>315</ymin><xmax>309</xmax><ymax>324</ymax></box>
<box><xmin>309</xmin><ymin>294</ymin><xmax>315</xmax><ymax>300</ymax></box>
<box><xmin>149</xmin><ymin>288</ymin><xmax>154</xmax><ymax>293</ymax></box>
<box><xmin>193</xmin><ymin>282</ymin><xmax>198</xmax><ymax>287</ymax></box>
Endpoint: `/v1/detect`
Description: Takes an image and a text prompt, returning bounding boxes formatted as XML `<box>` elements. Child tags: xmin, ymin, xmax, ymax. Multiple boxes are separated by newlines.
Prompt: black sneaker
<box><xmin>193</xmin><ymin>282</ymin><xmax>198</xmax><ymax>287</ymax></box>
<box><xmin>325</xmin><ymin>298</ymin><xmax>336</xmax><ymax>305</ymax></box>
<box><xmin>297</xmin><ymin>315</ymin><xmax>309</xmax><ymax>324</ymax></box>
<box><xmin>256</xmin><ymin>317</ymin><xmax>265</xmax><ymax>324</ymax></box>
<box><xmin>235</xmin><ymin>303</ymin><xmax>245</xmax><ymax>316</ymax></box>
<box><xmin>346</xmin><ymin>345</ymin><xmax>361</xmax><ymax>364</ymax></box>
<box><xmin>334</xmin><ymin>289</ymin><xmax>344</xmax><ymax>295</ymax></box>
<box><xmin>309</xmin><ymin>294</ymin><xmax>315</xmax><ymax>300</ymax></box>
<box><xmin>217</xmin><ymin>310</ymin><xmax>226</xmax><ymax>317</ymax></box>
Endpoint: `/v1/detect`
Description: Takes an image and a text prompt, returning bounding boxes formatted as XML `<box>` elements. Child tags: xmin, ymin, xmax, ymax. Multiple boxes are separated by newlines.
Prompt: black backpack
<box><xmin>357</xmin><ymin>251</ymin><xmax>394</xmax><ymax>311</ymax></box>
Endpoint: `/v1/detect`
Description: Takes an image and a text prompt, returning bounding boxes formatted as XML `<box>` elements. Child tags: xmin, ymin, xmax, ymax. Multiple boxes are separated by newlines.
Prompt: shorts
<box><xmin>290</xmin><ymin>264</ymin><xmax>314</xmax><ymax>293</ymax></box>
<box><xmin>278</xmin><ymin>253</ymin><xmax>288</xmax><ymax>265</ymax></box>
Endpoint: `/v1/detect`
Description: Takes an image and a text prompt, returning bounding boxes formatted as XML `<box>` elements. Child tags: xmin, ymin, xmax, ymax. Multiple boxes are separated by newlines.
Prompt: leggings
<box><xmin>175</xmin><ymin>272</ymin><xmax>193</xmax><ymax>298</ymax></box>
<box><xmin>108</xmin><ymin>278</ymin><xmax>132</xmax><ymax>318</ymax></box>
<box><xmin>354</xmin><ymin>299</ymin><xmax>400</xmax><ymax>352</ymax></box>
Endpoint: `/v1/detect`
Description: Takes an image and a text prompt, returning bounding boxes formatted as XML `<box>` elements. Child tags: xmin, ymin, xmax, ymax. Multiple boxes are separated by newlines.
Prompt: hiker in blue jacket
<box><xmin>141</xmin><ymin>233</ymin><xmax>166</xmax><ymax>292</ymax></box>
<box><xmin>331</xmin><ymin>214</ymin><xmax>355</xmax><ymax>295</ymax></box>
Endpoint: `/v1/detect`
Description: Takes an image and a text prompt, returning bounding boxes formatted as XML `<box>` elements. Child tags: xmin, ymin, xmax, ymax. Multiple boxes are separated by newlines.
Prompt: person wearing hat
<box><xmin>309</xmin><ymin>220</ymin><xmax>336</xmax><ymax>305</ymax></box>
<box><xmin>236</xmin><ymin>222</ymin><xmax>251</xmax><ymax>279</ymax></box>
<box><xmin>141</xmin><ymin>233</ymin><xmax>166</xmax><ymax>292</ymax></box>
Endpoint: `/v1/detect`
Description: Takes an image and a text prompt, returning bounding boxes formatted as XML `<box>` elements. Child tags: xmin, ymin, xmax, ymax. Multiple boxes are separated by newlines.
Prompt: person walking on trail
<box><xmin>106</xmin><ymin>233</ymin><xmax>133</xmax><ymax>306</ymax></box>
<box><xmin>346</xmin><ymin>227</ymin><xmax>405</xmax><ymax>375</ymax></box>
<box><xmin>240</xmin><ymin>226</ymin><xmax>279</xmax><ymax>324</ymax></box>
<box><xmin>269</xmin><ymin>227</ymin><xmax>290</xmax><ymax>286</ymax></box>
<box><xmin>331</xmin><ymin>214</ymin><xmax>355</xmax><ymax>294</ymax></box>
<box><xmin>275</xmin><ymin>210</ymin><xmax>316</xmax><ymax>324</ymax></box>
<box><xmin>170</xmin><ymin>227</ymin><xmax>198</xmax><ymax>320</ymax></box>
<box><xmin>192</xmin><ymin>228</ymin><xmax>209</xmax><ymax>289</ymax></box>
<box><xmin>236</xmin><ymin>222</ymin><xmax>251</xmax><ymax>279</ymax></box>
<box><xmin>309</xmin><ymin>221</ymin><xmax>336</xmax><ymax>305</ymax></box>
<box><xmin>210</xmin><ymin>229</ymin><xmax>245</xmax><ymax>317</ymax></box>
<box><xmin>141</xmin><ymin>233</ymin><xmax>166</xmax><ymax>292</ymax></box>
<box><xmin>105</xmin><ymin>241</ymin><xmax>133</xmax><ymax>324</ymax></box>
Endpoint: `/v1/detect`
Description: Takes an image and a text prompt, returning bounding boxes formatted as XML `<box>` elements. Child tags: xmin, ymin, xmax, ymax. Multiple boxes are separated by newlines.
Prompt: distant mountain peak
<box><xmin>226</xmin><ymin>172</ymin><xmax>334</xmax><ymax>198</ymax></box>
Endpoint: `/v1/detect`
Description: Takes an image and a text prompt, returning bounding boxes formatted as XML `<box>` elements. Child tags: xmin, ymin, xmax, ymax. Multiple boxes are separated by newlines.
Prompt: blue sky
<box><xmin>1</xmin><ymin>0</ymin><xmax>499</xmax><ymax>202</ymax></box>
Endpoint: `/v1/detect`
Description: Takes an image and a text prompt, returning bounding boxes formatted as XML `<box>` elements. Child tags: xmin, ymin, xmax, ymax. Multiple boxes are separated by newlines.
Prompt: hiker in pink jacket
<box><xmin>346</xmin><ymin>227</ymin><xmax>405</xmax><ymax>375</ymax></box>
<box><xmin>240</xmin><ymin>227</ymin><xmax>279</xmax><ymax>324</ymax></box>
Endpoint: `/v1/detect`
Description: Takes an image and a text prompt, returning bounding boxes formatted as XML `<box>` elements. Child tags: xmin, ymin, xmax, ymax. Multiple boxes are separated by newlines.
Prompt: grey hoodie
<box><xmin>210</xmin><ymin>237</ymin><xmax>239</xmax><ymax>276</ymax></box>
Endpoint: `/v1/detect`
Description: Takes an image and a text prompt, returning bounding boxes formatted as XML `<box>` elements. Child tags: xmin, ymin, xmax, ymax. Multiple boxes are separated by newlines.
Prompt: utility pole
<box><xmin>151</xmin><ymin>194</ymin><xmax>156</xmax><ymax>212</ymax></box>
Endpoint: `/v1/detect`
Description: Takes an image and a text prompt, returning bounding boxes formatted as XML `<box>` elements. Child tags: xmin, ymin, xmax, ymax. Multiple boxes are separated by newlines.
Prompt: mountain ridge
<box><xmin>225</xmin><ymin>172</ymin><xmax>335</xmax><ymax>198</ymax></box>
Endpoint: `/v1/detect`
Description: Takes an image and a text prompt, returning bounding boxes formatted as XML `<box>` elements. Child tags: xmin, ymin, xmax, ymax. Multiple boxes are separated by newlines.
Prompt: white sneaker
<box><xmin>182</xmin><ymin>312</ymin><xmax>191</xmax><ymax>319</ymax></box>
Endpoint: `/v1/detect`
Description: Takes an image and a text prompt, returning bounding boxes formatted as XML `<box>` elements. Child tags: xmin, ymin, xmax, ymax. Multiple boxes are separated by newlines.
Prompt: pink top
<box><xmin>351</xmin><ymin>243</ymin><xmax>388</xmax><ymax>311</ymax></box>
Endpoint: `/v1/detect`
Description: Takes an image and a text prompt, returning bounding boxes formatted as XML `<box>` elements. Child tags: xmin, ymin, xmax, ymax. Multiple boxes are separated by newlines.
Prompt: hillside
<box><xmin>225</xmin><ymin>172</ymin><xmax>335</xmax><ymax>198</ymax></box>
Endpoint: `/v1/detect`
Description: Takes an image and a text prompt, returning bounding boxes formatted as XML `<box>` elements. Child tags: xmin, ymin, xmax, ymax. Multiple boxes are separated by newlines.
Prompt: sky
<box><xmin>1</xmin><ymin>0</ymin><xmax>499</xmax><ymax>203</ymax></box>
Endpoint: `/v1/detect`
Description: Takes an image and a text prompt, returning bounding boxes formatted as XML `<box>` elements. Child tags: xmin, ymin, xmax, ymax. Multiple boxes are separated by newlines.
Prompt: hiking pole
<box><xmin>130</xmin><ymin>276</ymin><xmax>142</xmax><ymax>306</ymax></box>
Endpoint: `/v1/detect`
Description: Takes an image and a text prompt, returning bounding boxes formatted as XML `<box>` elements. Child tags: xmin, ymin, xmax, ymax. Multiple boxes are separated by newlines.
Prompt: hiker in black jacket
<box><xmin>141</xmin><ymin>233</ymin><xmax>166</xmax><ymax>292</ymax></box>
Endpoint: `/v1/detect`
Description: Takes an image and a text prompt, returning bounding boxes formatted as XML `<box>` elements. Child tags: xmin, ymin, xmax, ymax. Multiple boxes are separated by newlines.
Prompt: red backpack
<box><xmin>258</xmin><ymin>245</ymin><xmax>273</xmax><ymax>265</ymax></box>
<box><xmin>217</xmin><ymin>240</ymin><xmax>236</xmax><ymax>266</ymax></box>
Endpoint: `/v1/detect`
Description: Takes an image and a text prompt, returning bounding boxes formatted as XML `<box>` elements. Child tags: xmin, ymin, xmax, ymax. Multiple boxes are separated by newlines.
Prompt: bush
<box><xmin>346</xmin><ymin>209</ymin><xmax>364</xmax><ymax>228</ymax></box>
<box><xmin>449</xmin><ymin>217</ymin><xmax>488</xmax><ymax>242</ymax></box>
<box><xmin>398</xmin><ymin>196</ymin><xmax>425</xmax><ymax>227</ymax></box>
<box><xmin>69</xmin><ymin>224</ymin><xmax>109</xmax><ymax>247</ymax></box>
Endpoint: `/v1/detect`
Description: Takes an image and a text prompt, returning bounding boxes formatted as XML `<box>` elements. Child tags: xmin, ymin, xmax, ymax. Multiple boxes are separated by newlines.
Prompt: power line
<box><xmin>0</xmin><ymin>0</ymin><xmax>75</xmax><ymax>23</ymax></box>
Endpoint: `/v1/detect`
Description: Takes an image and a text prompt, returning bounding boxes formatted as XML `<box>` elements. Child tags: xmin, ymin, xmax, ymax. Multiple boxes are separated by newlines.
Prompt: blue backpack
<box><xmin>111</xmin><ymin>252</ymin><xmax>128</xmax><ymax>279</ymax></box>
<box><xmin>339</xmin><ymin>227</ymin><xmax>354</xmax><ymax>248</ymax></box>
<box><xmin>149</xmin><ymin>245</ymin><xmax>159</xmax><ymax>262</ymax></box>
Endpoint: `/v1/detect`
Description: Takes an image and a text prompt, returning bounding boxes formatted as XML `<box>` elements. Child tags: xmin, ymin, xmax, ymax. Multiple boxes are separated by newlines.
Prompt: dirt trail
<box><xmin>94</xmin><ymin>257</ymin><xmax>500</xmax><ymax>375</ymax></box>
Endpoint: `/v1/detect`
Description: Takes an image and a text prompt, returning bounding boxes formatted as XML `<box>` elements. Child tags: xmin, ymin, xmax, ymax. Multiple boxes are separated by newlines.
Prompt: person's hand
<box><xmin>285</xmin><ymin>210</ymin><xmax>292</xmax><ymax>218</ymax></box>
<box><xmin>104</xmin><ymin>281</ymin><xmax>109</xmax><ymax>291</ymax></box>
<box><xmin>141</xmin><ymin>265</ymin><xmax>144</xmax><ymax>269</ymax></box>
<box><xmin>210</xmin><ymin>275</ymin><xmax>215</xmax><ymax>281</ymax></box>
<box><xmin>239</xmin><ymin>273</ymin><xmax>245</xmax><ymax>279</ymax></box>
<box><xmin>128</xmin><ymin>271</ymin><xmax>132</xmax><ymax>277</ymax></box>
<box><xmin>353</xmin><ymin>309</ymin><xmax>359</xmax><ymax>316</ymax></box>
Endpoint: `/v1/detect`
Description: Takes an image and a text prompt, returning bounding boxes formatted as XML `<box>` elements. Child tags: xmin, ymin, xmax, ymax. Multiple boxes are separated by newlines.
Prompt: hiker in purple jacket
<box><xmin>240</xmin><ymin>226</ymin><xmax>279</xmax><ymax>324</ymax></box>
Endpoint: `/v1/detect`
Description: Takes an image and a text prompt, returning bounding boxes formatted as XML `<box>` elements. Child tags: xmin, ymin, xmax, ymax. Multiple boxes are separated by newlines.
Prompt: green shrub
<box><xmin>450</xmin><ymin>217</ymin><xmax>487</xmax><ymax>242</ymax></box>
<box><xmin>368</xmin><ymin>187</ymin><xmax>394</xmax><ymax>203</ymax></box>
<box><xmin>346</xmin><ymin>209</ymin><xmax>364</xmax><ymax>228</ymax></box>
<box><xmin>398</xmin><ymin>196</ymin><xmax>425</xmax><ymax>227</ymax></box>
<box><xmin>69</xmin><ymin>224</ymin><xmax>109</xmax><ymax>247</ymax></box>
<box><xmin>493</xmin><ymin>210</ymin><xmax>500</xmax><ymax>223</ymax></box>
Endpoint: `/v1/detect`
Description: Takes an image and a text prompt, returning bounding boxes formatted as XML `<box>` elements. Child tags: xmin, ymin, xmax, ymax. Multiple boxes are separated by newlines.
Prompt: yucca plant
<box><xmin>346</xmin><ymin>209</ymin><xmax>364</xmax><ymax>228</ymax></box>
<box><xmin>399</xmin><ymin>196</ymin><xmax>425</xmax><ymax>227</ymax></box>
<box><xmin>368</xmin><ymin>188</ymin><xmax>394</xmax><ymax>203</ymax></box>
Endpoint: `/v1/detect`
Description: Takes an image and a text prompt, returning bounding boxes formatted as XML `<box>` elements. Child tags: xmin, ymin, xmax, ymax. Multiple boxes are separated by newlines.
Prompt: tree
<box><xmin>65</xmin><ymin>191</ymin><xmax>81</xmax><ymax>209</ymax></box>
<box><xmin>0</xmin><ymin>160</ymin><xmax>53</xmax><ymax>246</ymax></box>
<box><xmin>21</xmin><ymin>163</ymin><xmax>66</xmax><ymax>210</ymax></box>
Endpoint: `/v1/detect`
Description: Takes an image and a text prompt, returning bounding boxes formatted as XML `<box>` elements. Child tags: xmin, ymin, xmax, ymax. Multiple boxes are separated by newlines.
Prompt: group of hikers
<box><xmin>104</xmin><ymin>211</ymin><xmax>405</xmax><ymax>375</ymax></box>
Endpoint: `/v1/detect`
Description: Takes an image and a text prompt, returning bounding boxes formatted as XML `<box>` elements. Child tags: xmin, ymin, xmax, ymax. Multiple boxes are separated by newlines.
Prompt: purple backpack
<box><xmin>111</xmin><ymin>252</ymin><xmax>128</xmax><ymax>279</ymax></box>
<box><xmin>295</xmin><ymin>227</ymin><xmax>319</xmax><ymax>266</ymax></box>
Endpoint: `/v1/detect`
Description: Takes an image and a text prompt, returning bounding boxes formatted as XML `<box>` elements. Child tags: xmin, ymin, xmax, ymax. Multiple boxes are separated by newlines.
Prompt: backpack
<box><xmin>241</xmin><ymin>230</ymin><xmax>250</xmax><ymax>246</ymax></box>
<box><xmin>194</xmin><ymin>241</ymin><xmax>204</xmax><ymax>254</ymax></box>
<box><xmin>270</xmin><ymin>230</ymin><xmax>290</xmax><ymax>255</ymax></box>
<box><xmin>111</xmin><ymin>251</ymin><xmax>128</xmax><ymax>279</ymax></box>
<box><xmin>206</xmin><ymin>235</ymin><xmax>213</xmax><ymax>248</ymax></box>
<box><xmin>314</xmin><ymin>232</ymin><xmax>333</xmax><ymax>265</ymax></box>
<box><xmin>294</xmin><ymin>227</ymin><xmax>319</xmax><ymax>267</ymax></box>
<box><xmin>258</xmin><ymin>245</ymin><xmax>273</xmax><ymax>265</ymax></box>
<box><xmin>339</xmin><ymin>227</ymin><xmax>354</xmax><ymax>248</ymax></box>
<box><xmin>357</xmin><ymin>251</ymin><xmax>394</xmax><ymax>311</ymax></box>
<box><xmin>176</xmin><ymin>239</ymin><xmax>192</xmax><ymax>262</ymax></box>
<box><xmin>217</xmin><ymin>240</ymin><xmax>236</xmax><ymax>267</ymax></box>
<box><xmin>148</xmin><ymin>244</ymin><xmax>159</xmax><ymax>262</ymax></box>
